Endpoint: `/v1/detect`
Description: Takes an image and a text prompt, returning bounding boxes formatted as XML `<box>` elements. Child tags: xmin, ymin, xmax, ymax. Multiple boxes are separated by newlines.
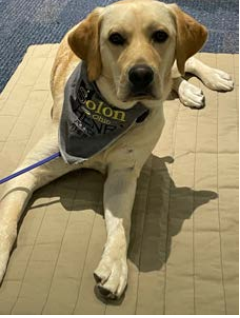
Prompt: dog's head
<box><xmin>68</xmin><ymin>0</ymin><xmax>207</xmax><ymax>103</ymax></box>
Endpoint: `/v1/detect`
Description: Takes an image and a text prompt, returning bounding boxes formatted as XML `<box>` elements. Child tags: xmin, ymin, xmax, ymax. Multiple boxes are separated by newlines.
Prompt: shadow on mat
<box><xmin>20</xmin><ymin>154</ymin><xmax>217</xmax><ymax>275</ymax></box>
<box><xmin>129</xmin><ymin>155</ymin><xmax>217</xmax><ymax>272</ymax></box>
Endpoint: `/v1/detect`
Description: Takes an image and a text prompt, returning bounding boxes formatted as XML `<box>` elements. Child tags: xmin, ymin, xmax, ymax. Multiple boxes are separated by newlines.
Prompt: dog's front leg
<box><xmin>184</xmin><ymin>57</ymin><xmax>234</xmax><ymax>92</ymax></box>
<box><xmin>172</xmin><ymin>76</ymin><xmax>205</xmax><ymax>108</ymax></box>
<box><xmin>94</xmin><ymin>169</ymin><xmax>137</xmax><ymax>300</ymax></box>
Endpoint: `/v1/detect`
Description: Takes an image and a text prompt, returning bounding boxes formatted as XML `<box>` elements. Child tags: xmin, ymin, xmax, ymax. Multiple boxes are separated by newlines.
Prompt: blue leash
<box><xmin>0</xmin><ymin>152</ymin><xmax>61</xmax><ymax>185</ymax></box>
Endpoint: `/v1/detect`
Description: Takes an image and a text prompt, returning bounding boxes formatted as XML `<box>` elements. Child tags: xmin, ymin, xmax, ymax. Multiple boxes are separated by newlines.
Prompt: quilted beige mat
<box><xmin>0</xmin><ymin>45</ymin><xmax>238</xmax><ymax>315</ymax></box>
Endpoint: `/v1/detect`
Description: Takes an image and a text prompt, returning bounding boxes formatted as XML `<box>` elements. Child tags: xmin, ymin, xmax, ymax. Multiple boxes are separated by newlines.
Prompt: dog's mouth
<box><xmin>122</xmin><ymin>87</ymin><xmax>158</xmax><ymax>102</ymax></box>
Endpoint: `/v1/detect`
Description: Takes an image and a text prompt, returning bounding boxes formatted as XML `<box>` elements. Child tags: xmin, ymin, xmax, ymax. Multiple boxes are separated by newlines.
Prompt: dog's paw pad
<box><xmin>94</xmin><ymin>256</ymin><xmax>128</xmax><ymax>300</ymax></box>
<box><xmin>93</xmin><ymin>272</ymin><xmax>102</xmax><ymax>284</ymax></box>
<box><xmin>97</xmin><ymin>285</ymin><xmax>118</xmax><ymax>300</ymax></box>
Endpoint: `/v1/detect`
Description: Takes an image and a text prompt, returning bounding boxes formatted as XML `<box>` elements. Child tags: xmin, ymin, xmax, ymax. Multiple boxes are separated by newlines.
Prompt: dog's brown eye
<box><xmin>109</xmin><ymin>33</ymin><xmax>126</xmax><ymax>45</ymax></box>
<box><xmin>152</xmin><ymin>30</ymin><xmax>168</xmax><ymax>43</ymax></box>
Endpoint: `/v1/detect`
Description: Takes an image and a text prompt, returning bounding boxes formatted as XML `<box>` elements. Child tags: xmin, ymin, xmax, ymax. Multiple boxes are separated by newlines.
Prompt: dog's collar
<box><xmin>59</xmin><ymin>62</ymin><xmax>149</xmax><ymax>164</ymax></box>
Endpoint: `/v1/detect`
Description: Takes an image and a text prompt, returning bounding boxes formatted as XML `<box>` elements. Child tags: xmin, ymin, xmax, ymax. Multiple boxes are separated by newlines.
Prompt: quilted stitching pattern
<box><xmin>0</xmin><ymin>46</ymin><xmax>238</xmax><ymax>314</ymax></box>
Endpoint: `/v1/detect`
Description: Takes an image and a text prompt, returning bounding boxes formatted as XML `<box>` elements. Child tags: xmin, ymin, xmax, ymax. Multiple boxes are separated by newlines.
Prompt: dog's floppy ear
<box><xmin>68</xmin><ymin>8</ymin><xmax>103</xmax><ymax>81</ymax></box>
<box><xmin>170</xmin><ymin>4</ymin><xmax>208</xmax><ymax>75</ymax></box>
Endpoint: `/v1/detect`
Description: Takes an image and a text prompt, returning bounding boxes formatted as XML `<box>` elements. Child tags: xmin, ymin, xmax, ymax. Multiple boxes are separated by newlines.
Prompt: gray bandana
<box><xmin>59</xmin><ymin>62</ymin><xmax>149</xmax><ymax>164</ymax></box>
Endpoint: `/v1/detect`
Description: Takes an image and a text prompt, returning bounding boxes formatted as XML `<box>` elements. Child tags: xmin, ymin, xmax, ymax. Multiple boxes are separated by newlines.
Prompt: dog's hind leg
<box><xmin>0</xmin><ymin>123</ymin><xmax>78</xmax><ymax>284</ymax></box>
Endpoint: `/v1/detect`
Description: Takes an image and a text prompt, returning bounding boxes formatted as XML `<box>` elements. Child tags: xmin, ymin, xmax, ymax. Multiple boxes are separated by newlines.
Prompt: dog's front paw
<box><xmin>178</xmin><ymin>80</ymin><xmax>205</xmax><ymax>108</ymax></box>
<box><xmin>94</xmin><ymin>255</ymin><xmax>128</xmax><ymax>300</ymax></box>
<box><xmin>202</xmin><ymin>69</ymin><xmax>234</xmax><ymax>92</ymax></box>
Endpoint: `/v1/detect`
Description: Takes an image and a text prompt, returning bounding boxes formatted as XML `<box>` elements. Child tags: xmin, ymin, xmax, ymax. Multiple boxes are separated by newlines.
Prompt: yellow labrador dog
<box><xmin>0</xmin><ymin>0</ymin><xmax>234</xmax><ymax>300</ymax></box>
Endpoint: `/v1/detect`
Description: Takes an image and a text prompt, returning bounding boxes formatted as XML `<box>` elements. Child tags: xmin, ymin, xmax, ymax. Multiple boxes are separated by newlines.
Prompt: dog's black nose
<box><xmin>129</xmin><ymin>65</ymin><xmax>154</xmax><ymax>89</ymax></box>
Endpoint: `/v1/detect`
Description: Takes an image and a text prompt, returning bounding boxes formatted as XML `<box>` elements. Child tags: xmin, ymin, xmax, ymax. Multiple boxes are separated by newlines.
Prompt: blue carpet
<box><xmin>0</xmin><ymin>0</ymin><xmax>238</xmax><ymax>93</ymax></box>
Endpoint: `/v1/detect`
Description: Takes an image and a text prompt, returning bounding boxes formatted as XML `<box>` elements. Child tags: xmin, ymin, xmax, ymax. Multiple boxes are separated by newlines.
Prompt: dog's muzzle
<box><xmin>128</xmin><ymin>64</ymin><xmax>154</xmax><ymax>98</ymax></box>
